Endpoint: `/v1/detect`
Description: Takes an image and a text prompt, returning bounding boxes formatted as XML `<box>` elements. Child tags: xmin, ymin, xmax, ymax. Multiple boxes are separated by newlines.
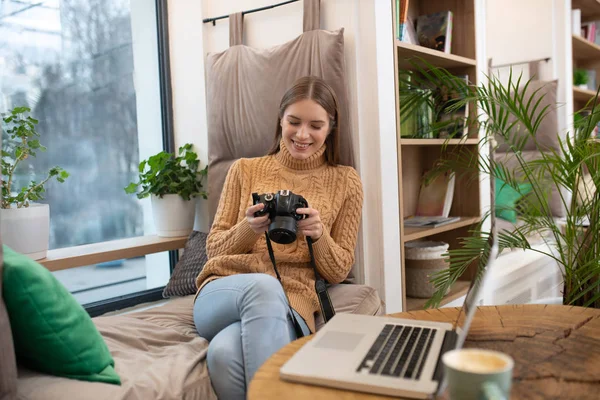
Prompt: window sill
<box><xmin>39</xmin><ymin>235</ymin><xmax>188</xmax><ymax>271</ymax></box>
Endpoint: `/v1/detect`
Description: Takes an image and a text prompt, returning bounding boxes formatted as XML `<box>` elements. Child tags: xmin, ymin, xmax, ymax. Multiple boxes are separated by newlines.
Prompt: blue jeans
<box><xmin>193</xmin><ymin>273</ymin><xmax>310</xmax><ymax>400</ymax></box>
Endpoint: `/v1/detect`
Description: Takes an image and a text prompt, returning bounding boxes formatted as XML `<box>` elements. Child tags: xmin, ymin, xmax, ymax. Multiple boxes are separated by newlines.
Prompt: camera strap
<box><xmin>306</xmin><ymin>237</ymin><xmax>336</xmax><ymax>324</ymax></box>
<box><xmin>264</xmin><ymin>233</ymin><xmax>336</xmax><ymax>339</ymax></box>
<box><xmin>264</xmin><ymin>233</ymin><xmax>306</xmax><ymax>339</ymax></box>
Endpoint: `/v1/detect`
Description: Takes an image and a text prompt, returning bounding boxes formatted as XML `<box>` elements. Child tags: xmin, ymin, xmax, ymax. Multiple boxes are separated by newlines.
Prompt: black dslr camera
<box><xmin>252</xmin><ymin>190</ymin><xmax>308</xmax><ymax>244</ymax></box>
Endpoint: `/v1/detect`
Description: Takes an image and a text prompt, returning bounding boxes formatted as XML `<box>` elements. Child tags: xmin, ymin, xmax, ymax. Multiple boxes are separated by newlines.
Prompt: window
<box><xmin>1</xmin><ymin>0</ymin><xmax>174</xmax><ymax>310</ymax></box>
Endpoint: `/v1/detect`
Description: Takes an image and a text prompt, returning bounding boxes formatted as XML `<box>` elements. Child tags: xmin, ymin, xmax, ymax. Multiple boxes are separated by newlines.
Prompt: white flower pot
<box><xmin>151</xmin><ymin>194</ymin><xmax>196</xmax><ymax>237</ymax></box>
<box><xmin>0</xmin><ymin>203</ymin><xmax>50</xmax><ymax>260</ymax></box>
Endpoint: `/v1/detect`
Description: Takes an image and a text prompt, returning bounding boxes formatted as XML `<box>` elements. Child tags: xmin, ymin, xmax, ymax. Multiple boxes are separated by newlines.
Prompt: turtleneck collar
<box><xmin>274</xmin><ymin>139</ymin><xmax>327</xmax><ymax>171</ymax></box>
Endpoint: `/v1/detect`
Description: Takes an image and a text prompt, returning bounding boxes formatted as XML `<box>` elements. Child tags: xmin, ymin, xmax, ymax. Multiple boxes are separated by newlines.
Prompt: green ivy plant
<box><xmin>1</xmin><ymin>106</ymin><xmax>69</xmax><ymax>209</ymax></box>
<box><xmin>125</xmin><ymin>143</ymin><xmax>208</xmax><ymax>201</ymax></box>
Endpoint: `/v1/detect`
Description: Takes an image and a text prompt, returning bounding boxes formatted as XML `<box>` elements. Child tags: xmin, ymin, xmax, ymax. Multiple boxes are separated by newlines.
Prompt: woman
<box><xmin>193</xmin><ymin>76</ymin><xmax>363</xmax><ymax>399</ymax></box>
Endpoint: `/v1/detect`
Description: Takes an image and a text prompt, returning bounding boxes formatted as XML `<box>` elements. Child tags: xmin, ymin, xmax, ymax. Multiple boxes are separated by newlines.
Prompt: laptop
<box><xmin>280</xmin><ymin>190</ymin><xmax>498</xmax><ymax>398</ymax></box>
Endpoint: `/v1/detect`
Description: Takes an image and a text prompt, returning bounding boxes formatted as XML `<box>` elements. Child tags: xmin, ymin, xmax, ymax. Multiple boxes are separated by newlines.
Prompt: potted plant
<box><xmin>400</xmin><ymin>61</ymin><xmax>600</xmax><ymax>309</ymax></box>
<box><xmin>574</xmin><ymin>69</ymin><xmax>590</xmax><ymax>90</ymax></box>
<box><xmin>1</xmin><ymin>106</ymin><xmax>69</xmax><ymax>260</ymax></box>
<box><xmin>125</xmin><ymin>143</ymin><xmax>207</xmax><ymax>237</ymax></box>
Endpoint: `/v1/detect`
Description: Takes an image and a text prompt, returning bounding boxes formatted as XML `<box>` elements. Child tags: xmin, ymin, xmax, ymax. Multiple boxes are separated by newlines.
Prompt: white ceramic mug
<box><xmin>442</xmin><ymin>348</ymin><xmax>514</xmax><ymax>400</ymax></box>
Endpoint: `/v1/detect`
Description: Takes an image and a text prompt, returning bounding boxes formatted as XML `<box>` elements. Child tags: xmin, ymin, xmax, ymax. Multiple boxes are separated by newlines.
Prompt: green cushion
<box><xmin>495</xmin><ymin>177</ymin><xmax>533</xmax><ymax>223</ymax></box>
<box><xmin>1</xmin><ymin>245</ymin><xmax>120</xmax><ymax>385</ymax></box>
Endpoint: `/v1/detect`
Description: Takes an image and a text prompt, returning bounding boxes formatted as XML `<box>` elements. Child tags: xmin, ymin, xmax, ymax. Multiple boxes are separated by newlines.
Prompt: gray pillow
<box><xmin>495</xmin><ymin>80</ymin><xmax>560</xmax><ymax>152</ymax></box>
<box><xmin>162</xmin><ymin>231</ymin><xmax>208</xmax><ymax>297</ymax></box>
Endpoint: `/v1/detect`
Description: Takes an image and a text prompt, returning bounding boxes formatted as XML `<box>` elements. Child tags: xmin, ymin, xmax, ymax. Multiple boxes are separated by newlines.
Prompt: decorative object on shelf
<box><xmin>402</xmin><ymin>59</ymin><xmax>600</xmax><ymax>309</ymax></box>
<box><xmin>404</xmin><ymin>241</ymin><xmax>451</xmax><ymax>298</ymax></box>
<box><xmin>398</xmin><ymin>71</ymin><xmax>418</xmax><ymax>137</ymax></box>
<box><xmin>415</xmin><ymin>170</ymin><xmax>455</xmax><ymax>217</ymax></box>
<box><xmin>399</xmin><ymin>72</ymin><xmax>471</xmax><ymax>139</ymax></box>
<box><xmin>574</xmin><ymin>68</ymin><xmax>589</xmax><ymax>89</ymax></box>
<box><xmin>1</xmin><ymin>106</ymin><xmax>69</xmax><ymax>260</ymax></box>
<box><xmin>416</xmin><ymin>11</ymin><xmax>453</xmax><ymax>53</ymax></box>
<box><xmin>438</xmin><ymin>74</ymin><xmax>470</xmax><ymax>138</ymax></box>
<box><xmin>125</xmin><ymin>143</ymin><xmax>208</xmax><ymax>237</ymax></box>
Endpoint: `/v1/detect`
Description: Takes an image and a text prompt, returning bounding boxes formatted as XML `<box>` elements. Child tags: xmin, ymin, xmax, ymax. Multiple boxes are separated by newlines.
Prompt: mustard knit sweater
<box><xmin>195</xmin><ymin>141</ymin><xmax>363</xmax><ymax>332</ymax></box>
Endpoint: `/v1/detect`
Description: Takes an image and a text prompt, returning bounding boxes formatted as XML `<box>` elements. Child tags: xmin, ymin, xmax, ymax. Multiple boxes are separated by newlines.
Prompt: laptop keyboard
<box><xmin>356</xmin><ymin>324</ymin><xmax>437</xmax><ymax>380</ymax></box>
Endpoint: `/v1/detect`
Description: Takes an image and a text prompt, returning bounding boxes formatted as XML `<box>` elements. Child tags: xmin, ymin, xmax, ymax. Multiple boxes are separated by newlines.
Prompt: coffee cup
<box><xmin>441</xmin><ymin>348</ymin><xmax>513</xmax><ymax>400</ymax></box>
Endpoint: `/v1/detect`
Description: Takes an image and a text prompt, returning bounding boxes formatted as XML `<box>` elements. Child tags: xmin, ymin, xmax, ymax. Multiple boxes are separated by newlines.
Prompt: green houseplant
<box><xmin>125</xmin><ymin>143</ymin><xmax>207</xmax><ymax>237</ymax></box>
<box><xmin>574</xmin><ymin>69</ymin><xmax>590</xmax><ymax>88</ymax></box>
<box><xmin>399</xmin><ymin>61</ymin><xmax>600</xmax><ymax>309</ymax></box>
<box><xmin>1</xmin><ymin>106</ymin><xmax>69</xmax><ymax>259</ymax></box>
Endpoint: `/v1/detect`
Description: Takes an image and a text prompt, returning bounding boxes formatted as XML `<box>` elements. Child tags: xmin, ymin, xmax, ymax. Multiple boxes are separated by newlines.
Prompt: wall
<box><xmin>167</xmin><ymin>0</ymin><xmax>403</xmax><ymax>312</ymax></box>
<box><xmin>486</xmin><ymin>0</ymin><xmax>571</xmax><ymax>137</ymax></box>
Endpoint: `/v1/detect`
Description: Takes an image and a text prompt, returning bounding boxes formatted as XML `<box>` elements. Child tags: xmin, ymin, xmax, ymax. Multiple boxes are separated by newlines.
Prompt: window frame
<box><xmin>83</xmin><ymin>0</ymin><xmax>179</xmax><ymax>317</ymax></box>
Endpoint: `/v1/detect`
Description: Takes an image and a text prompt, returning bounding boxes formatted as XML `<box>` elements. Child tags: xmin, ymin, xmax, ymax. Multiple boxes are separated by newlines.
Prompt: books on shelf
<box><xmin>415</xmin><ymin>170</ymin><xmax>456</xmax><ymax>217</ymax></box>
<box><xmin>572</xmin><ymin>9</ymin><xmax>581</xmax><ymax>37</ymax></box>
<box><xmin>416</xmin><ymin>11</ymin><xmax>453</xmax><ymax>53</ymax></box>
<box><xmin>438</xmin><ymin>74</ymin><xmax>469</xmax><ymax>139</ymax></box>
<box><xmin>404</xmin><ymin>216</ymin><xmax>461</xmax><ymax>228</ymax></box>
<box><xmin>397</xmin><ymin>0</ymin><xmax>417</xmax><ymax>44</ymax></box>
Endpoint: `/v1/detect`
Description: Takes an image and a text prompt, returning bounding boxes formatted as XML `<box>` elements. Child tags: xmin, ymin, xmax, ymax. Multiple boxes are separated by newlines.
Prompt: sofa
<box><xmin>0</xmin><ymin>235</ymin><xmax>382</xmax><ymax>400</ymax></box>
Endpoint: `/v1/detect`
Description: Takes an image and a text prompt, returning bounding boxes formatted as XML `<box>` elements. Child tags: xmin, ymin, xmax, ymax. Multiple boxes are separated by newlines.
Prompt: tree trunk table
<box><xmin>248</xmin><ymin>305</ymin><xmax>600</xmax><ymax>400</ymax></box>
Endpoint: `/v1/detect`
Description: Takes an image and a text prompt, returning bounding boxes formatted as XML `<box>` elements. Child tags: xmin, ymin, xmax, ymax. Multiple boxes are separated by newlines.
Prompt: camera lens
<box><xmin>268</xmin><ymin>216</ymin><xmax>297</xmax><ymax>244</ymax></box>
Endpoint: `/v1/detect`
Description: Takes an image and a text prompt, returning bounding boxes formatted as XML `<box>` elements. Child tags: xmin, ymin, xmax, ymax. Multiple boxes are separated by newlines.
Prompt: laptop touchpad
<box><xmin>314</xmin><ymin>331</ymin><xmax>365</xmax><ymax>351</ymax></box>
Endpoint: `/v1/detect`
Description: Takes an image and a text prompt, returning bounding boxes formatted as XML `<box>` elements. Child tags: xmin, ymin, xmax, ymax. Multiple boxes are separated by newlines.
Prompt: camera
<box><xmin>252</xmin><ymin>190</ymin><xmax>308</xmax><ymax>244</ymax></box>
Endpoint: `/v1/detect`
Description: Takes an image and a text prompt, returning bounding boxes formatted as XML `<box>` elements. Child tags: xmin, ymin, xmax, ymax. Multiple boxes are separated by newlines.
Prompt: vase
<box><xmin>150</xmin><ymin>194</ymin><xmax>196</xmax><ymax>237</ymax></box>
<box><xmin>0</xmin><ymin>203</ymin><xmax>50</xmax><ymax>260</ymax></box>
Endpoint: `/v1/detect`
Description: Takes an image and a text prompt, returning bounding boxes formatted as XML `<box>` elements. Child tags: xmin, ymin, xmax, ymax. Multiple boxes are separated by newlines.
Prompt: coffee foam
<box><xmin>445</xmin><ymin>350</ymin><xmax>509</xmax><ymax>374</ymax></box>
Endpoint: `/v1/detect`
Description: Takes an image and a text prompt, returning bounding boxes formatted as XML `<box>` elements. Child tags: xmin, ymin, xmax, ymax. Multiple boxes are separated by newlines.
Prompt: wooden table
<box><xmin>248</xmin><ymin>305</ymin><xmax>600</xmax><ymax>400</ymax></box>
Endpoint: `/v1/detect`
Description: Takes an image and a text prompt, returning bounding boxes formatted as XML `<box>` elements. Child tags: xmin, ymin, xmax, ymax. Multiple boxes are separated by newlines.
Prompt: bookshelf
<box><xmin>405</xmin><ymin>280</ymin><xmax>470</xmax><ymax>311</ymax></box>
<box><xmin>572</xmin><ymin>0</ymin><xmax>600</xmax><ymax>21</ymax></box>
<box><xmin>399</xmin><ymin>138</ymin><xmax>479</xmax><ymax>145</ymax></box>
<box><xmin>572</xmin><ymin>35</ymin><xmax>600</xmax><ymax>66</ymax></box>
<box><xmin>573</xmin><ymin>86</ymin><xmax>599</xmax><ymax>103</ymax></box>
<box><xmin>392</xmin><ymin>0</ymin><xmax>481</xmax><ymax>311</ymax></box>
<box><xmin>571</xmin><ymin>6</ymin><xmax>600</xmax><ymax>111</ymax></box>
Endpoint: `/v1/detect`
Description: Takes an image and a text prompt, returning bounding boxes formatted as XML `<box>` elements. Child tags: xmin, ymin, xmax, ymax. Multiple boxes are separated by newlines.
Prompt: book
<box><xmin>415</xmin><ymin>170</ymin><xmax>456</xmax><ymax>218</ymax></box>
<box><xmin>398</xmin><ymin>0</ymin><xmax>410</xmax><ymax>41</ymax></box>
<box><xmin>404</xmin><ymin>216</ymin><xmax>461</xmax><ymax>228</ymax></box>
<box><xmin>572</xmin><ymin>9</ymin><xmax>581</xmax><ymax>37</ymax></box>
<box><xmin>416</xmin><ymin>11</ymin><xmax>453</xmax><ymax>53</ymax></box>
<box><xmin>438</xmin><ymin>74</ymin><xmax>470</xmax><ymax>139</ymax></box>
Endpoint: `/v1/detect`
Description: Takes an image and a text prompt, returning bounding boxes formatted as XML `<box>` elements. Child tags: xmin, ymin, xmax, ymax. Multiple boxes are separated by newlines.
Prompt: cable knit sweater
<box><xmin>195</xmin><ymin>141</ymin><xmax>363</xmax><ymax>332</ymax></box>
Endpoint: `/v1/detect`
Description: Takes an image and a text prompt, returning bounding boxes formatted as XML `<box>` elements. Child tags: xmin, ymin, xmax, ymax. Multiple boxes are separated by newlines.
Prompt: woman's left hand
<box><xmin>296</xmin><ymin>207</ymin><xmax>324</xmax><ymax>241</ymax></box>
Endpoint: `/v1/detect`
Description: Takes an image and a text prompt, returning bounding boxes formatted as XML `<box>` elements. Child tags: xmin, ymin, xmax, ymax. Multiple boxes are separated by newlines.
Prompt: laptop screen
<box><xmin>452</xmin><ymin>171</ymin><xmax>499</xmax><ymax>348</ymax></box>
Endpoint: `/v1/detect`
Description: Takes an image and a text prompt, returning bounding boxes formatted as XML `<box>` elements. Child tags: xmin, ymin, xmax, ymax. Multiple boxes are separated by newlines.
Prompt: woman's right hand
<box><xmin>246</xmin><ymin>203</ymin><xmax>271</xmax><ymax>234</ymax></box>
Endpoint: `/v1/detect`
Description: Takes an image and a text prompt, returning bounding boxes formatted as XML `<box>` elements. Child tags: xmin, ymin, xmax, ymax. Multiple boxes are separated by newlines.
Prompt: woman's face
<box><xmin>280</xmin><ymin>98</ymin><xmax>330</xmax><ymax>160</ymax></box>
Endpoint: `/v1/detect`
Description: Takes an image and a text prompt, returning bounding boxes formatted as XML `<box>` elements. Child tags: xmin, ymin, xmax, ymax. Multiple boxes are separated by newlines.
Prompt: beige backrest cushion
<box><xmin>495</xmin><ymin>80</ymin><xmax>561</xmax><ymax>153</ymax></box>
<box><xmin>205</xmin><ymin>0</ymin><xmax>355</xmax><ymax>222</ymax></box>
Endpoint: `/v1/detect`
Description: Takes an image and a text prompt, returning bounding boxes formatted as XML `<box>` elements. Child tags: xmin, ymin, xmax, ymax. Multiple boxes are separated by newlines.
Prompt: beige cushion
<box><xmin>1</xmin><ymin>243</ymin><xmax>18</xmax><ymax>400</ymax></box>
<box><xmin>315</xmin><ymin>284</ymin><xmax>383</xmax><ymax>331</ymax></box>
<box><xmin>205</xmin><ymin>26</ymin><xmax>355</xmax><ymax>224</ymax></box>
<box><xmin>494</xmin><ymin>150</ymin><xmax>567</xmax><ymax>217</ymax></box>
<box><xmin>16</xmin><ymin>297</ymin><xmax>216</xmax><ymax>400</ymax></box>
<box><xmin>495</xmin><ymin>80</ymin><xmax>561</xmax><ymax>152</ymax></box>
